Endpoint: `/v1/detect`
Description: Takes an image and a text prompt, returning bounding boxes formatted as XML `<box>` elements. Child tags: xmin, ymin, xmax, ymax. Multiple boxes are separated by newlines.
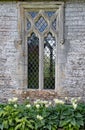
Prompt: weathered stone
<box><xmin>0</xmin><ymin>2</ymin><xmax>85</xmax><ymax>102</ymax></box>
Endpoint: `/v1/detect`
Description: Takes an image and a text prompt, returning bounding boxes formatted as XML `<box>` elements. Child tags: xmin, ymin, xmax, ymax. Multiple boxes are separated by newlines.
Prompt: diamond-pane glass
<box><xmin>45</xmin><ymin>11</ymin><xmax>55</xmax><ymax>17</ymax></box>
<box><xmin>27</xmin><ymin>19</ymin><xmax>31</xmax><ymax>30</ymax></box>
<box><xmin>27</xmin><ymin>33</ymin><xmax>39</xmax><ymax>89</ymax></box>
<box><xmin>29</xmin><ymin>12</ymin><xmax>38</xmax><ymax>18</ymax></box>
<box><xmin>35</xmin><ymin>16</ymin><xmax>48</xmax><ymax>32</ymax></box>
<box><xmin>44</xmin><ymin>33</ymin><xmax>56</xmax><ymax>89</ymax></box>
<box><xmin>52</xmin><ymin>19</ymin><xmax>56</xmax><ymax>30</ymax></box>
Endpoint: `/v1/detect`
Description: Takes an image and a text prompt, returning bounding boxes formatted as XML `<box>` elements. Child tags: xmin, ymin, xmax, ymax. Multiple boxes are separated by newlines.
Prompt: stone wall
<box><xmin>60</xmin><ymin>2</ymin><xmax>85</xmax><ymax>101</ymax></box>
<box><xmin>0</xmin><ymin>2</ymin><xmax>19</xmax><ymax>102</ymax></box>
<box><xmin>0</xmin><ymin>1</ymin><xmax>85</xmax><ymax>102</ymax></box>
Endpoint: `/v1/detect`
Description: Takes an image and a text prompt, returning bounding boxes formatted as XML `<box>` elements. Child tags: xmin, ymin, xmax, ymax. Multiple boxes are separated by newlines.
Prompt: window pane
<box><xmin>27</xmin><ymin>33</ymin><xmax>39</xmax><ymax>89</ymax></box>
<box><xmin>35</xmin><ymin>16</ymin><xmax>48</xmax><ymax>32</ymax></box>
<box><xmin>52</xmin><ymin>18</ymin><xmax>56</xmax><ymax>31</ymax></box>
<box><xmin>45</xmin><ymin>11</ymin><xmax>55</xmax><ymax>17</ymax></box>
<box><xmin>44</xmin><ymin>33</ymin><xmax>56</xmax><ymax>89</ymax></box>
<box><xmin>28</xmin><ymin>11</ymin><xmax>38</xmax><ymax>18</ymax></box>
<box><xmin>27</xmin><ymin>19</ymin><xmax>31</xmax><ymax>30</ymax></box>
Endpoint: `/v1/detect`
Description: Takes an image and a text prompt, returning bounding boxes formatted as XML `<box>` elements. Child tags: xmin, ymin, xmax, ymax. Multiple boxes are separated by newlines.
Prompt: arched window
<box><xmin>19</xmin><ymin>2</ymin><xmax>64</xmax><ymax>90</ymax></box>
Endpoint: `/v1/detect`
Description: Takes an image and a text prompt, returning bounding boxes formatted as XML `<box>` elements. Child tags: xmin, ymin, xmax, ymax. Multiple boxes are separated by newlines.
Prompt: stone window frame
<box><xmin>17</xmin><ymin>1</ymin><xmax>64</xmax><ymax>91</ymax></box>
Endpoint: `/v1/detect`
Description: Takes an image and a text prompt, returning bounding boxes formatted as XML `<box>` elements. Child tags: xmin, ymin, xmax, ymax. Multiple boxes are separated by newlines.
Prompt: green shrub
<box><xmin>0</xmin><ymin>97</ymin><xmax>85</xmax><ymax>130</ymax></box>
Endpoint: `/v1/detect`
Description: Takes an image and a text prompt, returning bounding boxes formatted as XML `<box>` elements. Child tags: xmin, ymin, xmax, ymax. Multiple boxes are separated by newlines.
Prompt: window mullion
<box><xmin>55</xmin><ymin>37</ymin><xmax>58</xmax><ymax>91</ymax></box>
<box><xmin>39</xmin><ymin>36</ymin><xmax>44</xmax><ymax>90</ymax></box>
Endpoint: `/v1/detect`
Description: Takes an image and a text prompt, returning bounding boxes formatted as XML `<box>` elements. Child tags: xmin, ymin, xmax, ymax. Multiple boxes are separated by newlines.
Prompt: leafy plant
<box><xmin>60</xmin><ymin>105</ymin><xmax>84</xmax><ymax>130</ymax></box>
<box><xmin>0</xmin><ymin>97</ymin><xmax>85</xmax><ymax>130</ymax></box>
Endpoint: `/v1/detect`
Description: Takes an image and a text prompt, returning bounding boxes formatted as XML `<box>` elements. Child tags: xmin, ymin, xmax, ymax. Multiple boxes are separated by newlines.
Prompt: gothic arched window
<box><xmin>20</xmin><ymin>2</ymin><xmax>64</xmax><ymax>90</ymax></box>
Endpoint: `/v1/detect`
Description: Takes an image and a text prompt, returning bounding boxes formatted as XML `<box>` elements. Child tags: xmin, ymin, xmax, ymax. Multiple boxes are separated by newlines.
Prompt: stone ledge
<box><xmin>21</xmin><ymin>90</ymin><xmax>59</xmax><ymax>101</ymax></box>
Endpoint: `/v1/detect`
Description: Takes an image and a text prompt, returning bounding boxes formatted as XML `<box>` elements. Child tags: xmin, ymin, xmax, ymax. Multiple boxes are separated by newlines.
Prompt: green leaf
<box><xmin>0</xmin><ymin>124</ymin><xmax>3</xmax><ymax>130</ymax></box>
<box><xmin>0</xmin><ymin>110</ymin><xmax>4</xmax><ymax>117</ymax></box>
<box><xmin>77</xmin><ymin>120</ymin><xmax>84</xmax><ymax>126</ymax></box>
<box><xmin>71</xmin><ymin>118</ymin><xmax>76</xmax><ymax>126</ymax></box>
<box><xmin>9</xmin><ymin>127</ymin><xmax>14</xmax><ymax>130</ymax></box>
<box><xmin>76</xmin><ymin>113</ymin><xmax>82</xmax><ymax>118</ymax></box>
<box><xmin>3</xmin><ymin>120</ymin><xmax>9</xmax><ymax>129</ymax></box>
<box><xmin>9</xmin><ymin>118</ymin><xmax>14</xmax><ymax>126</ymax></box>
<box><xmin>15</xmin><ymin>123</ymin><xmax>22</xmax><ymax>130</ymax></box>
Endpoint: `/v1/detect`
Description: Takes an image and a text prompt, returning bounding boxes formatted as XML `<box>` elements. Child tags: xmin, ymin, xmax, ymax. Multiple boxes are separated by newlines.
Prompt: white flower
<box><xmin>72</xmin><ymin>103</ymin><xmax>77</xmax><ymax>110</ymax></box>
<box><xmin>71</xmin><ymin>98</ymin><xmax>77</xmax><ymax>104</ymax></box>
<box><xmin>34</xmin><ymin>99</ymin><xmax>49</xmax><ymax>105</ymax></box>
<box><xmin>8</xmin><ymin>98</ymin><xmax>12</xmax><ymax>103</ymax></box>
<box><xmin>42</xmin><ymin>100</ymin><xmax>48</xmax><ymax>104</ymax></box>
<box><xmin>71</xmin><ymin>98</ymin><xmax>78</xmax><ymax>110</ymax></box>
<box><xmin>65</xmin><ymin>97</ymin><xmax>68</xmax><ymax>100</ymax></box>
<box><xmin>49</xmin><ymin>101</ymin><xmax>52</xmax><ymax>105</ymax></box>
<box><xmin>12</xmin><ymin>97</ymin><xmax>18</xmax><ymax>102</ymax></box>
<box><xmin>45</xmin><ymin>104</ymin><xmax>49</xmax><ymax>107</ymax></box>
<box><xmin>24</xmin><ymin>91</ymin><xmax>26</xmax><ymax>94</ymax></box>
<box><xmin>36</xmin><ymin>104</ymin><xmax>40</xmax><ymax>109</ymax></box>
<box><xmin>71</xmin><ymin>98</ymin><xmax>74</xmax><ymax>102</ymax></box>
<box><xmin>27</xmin><ymin>97</ymin><xmax>29</xmax><ymax>100</ymax></box>
<box><xmin>8</xmin><ymin>97</ymin><xmax>18</xmax><ymax>103</ymax></box>
<box><xmin>37</xmin><ymin>115</ymin><xmax>43</xmax><ymax>120</ymax></box>
<box><xmin>14</xmin><ymin>104</ymin><xmax>17</xmax><ymax>108</ymax></box>
<box><xmin>54</xmin><ymin>99</ymin><xmax>64</xmax><ymax>104</ymax></box>
<box><xmin>78</xmin><ymin>97</ymin><xmax>81</xmax><ymax>101</ymax></box>
<box><xmin>34</xmin><ymin>99</ymin><xmax>40</xmax><ymax>104</ymax></box>
<box><xmin>26</xmin><ymin>104</ymin><xmax>31</xmax><ymax>108</ymax></box>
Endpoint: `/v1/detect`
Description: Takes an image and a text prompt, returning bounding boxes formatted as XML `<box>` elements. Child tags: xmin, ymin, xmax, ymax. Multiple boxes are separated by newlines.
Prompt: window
<box><xmin>19</xmin><ymin>2</ymin><xmax>64</xmax><ymax>90</ymax></box>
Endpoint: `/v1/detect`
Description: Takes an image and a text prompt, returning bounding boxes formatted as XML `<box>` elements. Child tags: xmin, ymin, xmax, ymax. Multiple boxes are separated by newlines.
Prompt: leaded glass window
<box><xmin>28</xmin><ymin>11</ymin><xmax>38</xmax><ymax>18</ymax></box>
<box><xmin>35</xmin><ymin>16</ymin><xmax>48</xmax><ymax>32</ymax></box>
<box><xmin>27</xmin><ymin>19</ymin><xmax>31</xmax><ymax>30</ymax></box>
<box><xmin>52</xmin><ymin>19</ymin><xmax>56</xmax><ymax>31</ymax></box>
<box><xmin>22</xmin><ymin>2</ymin><xmax>64</xmax><ymax>90</ymax></box>
<box><xmin>44</xmin><ymin>33</ymin><xmax>56</xmax><ymax>89</ymax></box>
<box><xmin>26</xmin><ymin>9</ymin><xmax>57</xmax><ymax>89</ymax></box>
<box><xmin>27</xmin><ymin>33</ymin><xmax>39</xmax><ymax>89</ymax></box>
<box><xmin>45</xmin><ymin>11</ymin><xmax>55</xmax><ymax>17</ymax></box>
